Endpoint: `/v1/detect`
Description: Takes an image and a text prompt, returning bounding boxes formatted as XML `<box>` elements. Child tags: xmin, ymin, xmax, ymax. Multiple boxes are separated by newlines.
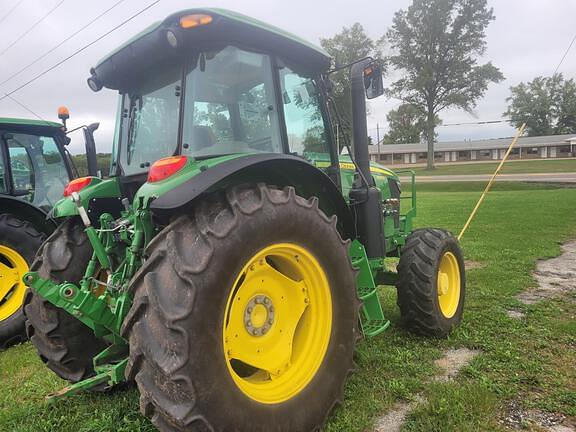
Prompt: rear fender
<box><xmin>149</xmin><ymin>154</ymin><xmax>354</xmax><ymax>238</ymax></box>
<box><xmin>0</xmin><ymin>195</ymin><xmax>57</xmax><ymax>235</ymax></box>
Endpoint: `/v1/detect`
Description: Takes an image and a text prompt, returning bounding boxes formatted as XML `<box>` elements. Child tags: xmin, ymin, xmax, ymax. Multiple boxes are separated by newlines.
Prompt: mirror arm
<box><xmin>327</xmin><ymin>56</ymin><xmax>374</xmax><ymax>75</ymax></box>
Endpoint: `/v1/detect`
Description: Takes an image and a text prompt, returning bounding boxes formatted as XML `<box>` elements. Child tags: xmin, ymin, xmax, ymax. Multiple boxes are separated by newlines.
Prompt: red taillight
<box><xmin>147</xmin><ymin>156</ymin><xmax>188</xmax><ymax>183</ymax></box>
<box><xmin>63</xmin><ymin>177</ymin><xmax>92</xmax><ymax>197</ymax></box>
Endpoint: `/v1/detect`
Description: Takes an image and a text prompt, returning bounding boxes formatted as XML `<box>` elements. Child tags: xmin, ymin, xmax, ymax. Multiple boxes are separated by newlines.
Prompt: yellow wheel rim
<box><xmin>437</xmin><ymin>251</ymin><xmax>461</xmax><ymax>318</ymax></box>
<box><xmin>0</xmin><ymin>245</ymin><xmax>29</xmax><ymax>321</ymax></box>
<box><xmin>223</xmin><ymin>243</ymin><xmax>332</xmax><ymax>404</ymax></box>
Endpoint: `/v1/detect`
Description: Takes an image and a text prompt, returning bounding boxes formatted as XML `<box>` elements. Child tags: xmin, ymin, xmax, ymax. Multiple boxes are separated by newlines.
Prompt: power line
<box><xmin>553</xmin><ymin>32</ymin><xmax>576</xmax><ymax>75</ymax></box>
<box><xmin>0</xmin><ymin>0</ymin><xmax>66</xmax><ymax>58</ymax></box>
<box><xmin>439</xmin><ymin>119</ymin><xmax>509</xmax><ymax>127</ymax></box>
<box><xmin>0</xmin><ymin>0</ymin><xmax>162</xmax><ymax>104</ymax></box>
<box><xmin>0</xmin><ymin>0</ymin><xmax>127</xmax><ymax>89</ymax></box>
<box><xmin>0</xmin><ymin>0</ymin><xmax>25</xmax><ymax>27</ymax></box>
<box><xmin>4</xmin><ymin>93</ymin><xmax>49</xmax><ymax>123</ymax></box>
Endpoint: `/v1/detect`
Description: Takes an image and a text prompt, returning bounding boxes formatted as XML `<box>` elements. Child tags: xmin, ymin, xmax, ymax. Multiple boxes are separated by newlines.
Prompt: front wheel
<box><xmin>396</xmin><ymin>228</ymin><xmax>465</xmax><ymax>337</ymax></box>
<box><xmin>122</xmin><ymin>184</ymin><xmax>359</xmax><ymax>432</ymax></box>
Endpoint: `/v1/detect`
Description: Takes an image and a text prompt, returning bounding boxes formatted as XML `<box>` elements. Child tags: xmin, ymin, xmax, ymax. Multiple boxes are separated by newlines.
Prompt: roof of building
<box><xmin>0</xmin><ymin>117</ymin><xmax>62</xmax><ymax>129</ymax></box>
<box><xmin>369</xmin><ymin>134</ymin><xmax>576</xmax><ymax>154</ymax></box>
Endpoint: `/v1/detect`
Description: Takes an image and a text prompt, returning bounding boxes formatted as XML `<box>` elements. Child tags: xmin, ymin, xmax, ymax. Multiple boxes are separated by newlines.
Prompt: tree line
<box><xmin>320</xmin><ymin>0</ymin><xmax>575</xmax><ymax>169</ymax></box>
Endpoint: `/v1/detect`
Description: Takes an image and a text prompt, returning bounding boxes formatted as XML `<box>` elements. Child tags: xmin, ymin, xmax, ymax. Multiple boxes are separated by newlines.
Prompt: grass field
<box><xmin>1</xmin><ymin>182</ymin><xmax>575</xmax><ymax>431</ymax></box>
<box><xmin>408</xmin><ymin>158</ymin><xmax>576</xmax><ymax>176</ymax></box>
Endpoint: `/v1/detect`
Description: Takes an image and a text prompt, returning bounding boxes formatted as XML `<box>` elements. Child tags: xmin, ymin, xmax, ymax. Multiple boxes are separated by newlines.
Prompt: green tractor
<box><xmin>0</xmin><ymin>111</ymin><xmax>99</xmax><ymax>348</ymax></box>
<box><xmin>24</xmin><ymin>9</ymin><xmax>465</xmax><ymax>431</ymax></box>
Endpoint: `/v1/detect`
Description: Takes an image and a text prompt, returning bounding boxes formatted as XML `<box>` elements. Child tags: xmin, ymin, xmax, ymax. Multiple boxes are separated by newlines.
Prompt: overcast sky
<box><xmin>0</xmin><ymin>0</ymin><xmax>574</xmax><ymax>154</ymax></box>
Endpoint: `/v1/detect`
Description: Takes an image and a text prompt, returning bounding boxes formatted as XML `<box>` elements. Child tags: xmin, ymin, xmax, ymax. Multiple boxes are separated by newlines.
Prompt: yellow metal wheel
<box><xmin>0</xmin><ymin>245</ymin><xmax>29</xmax><ymax>322</ymax></box>
<box><xmin>223</xmin><ymin>243</ymin><xmax>332</xmax><ymax>404</ymax></box>
<box><xmin>437</xmin><ymin>251</ymin><xmax>461</xmax><ymax>319</ymax></box>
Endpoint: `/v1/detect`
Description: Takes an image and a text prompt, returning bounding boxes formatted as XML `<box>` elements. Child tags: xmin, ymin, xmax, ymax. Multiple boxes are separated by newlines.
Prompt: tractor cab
<box><xmin>0</xmin><ymin>118</ymin><xmax>74</xmax><ymax>211</ymax></box>
<box><xmin>89</xmin><ymin>9</ymin><xmax>382</xmax><ymax>190</ymax></box>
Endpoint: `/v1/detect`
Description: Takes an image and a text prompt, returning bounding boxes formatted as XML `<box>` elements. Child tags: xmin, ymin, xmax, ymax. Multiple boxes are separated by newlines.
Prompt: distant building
<box><xmin>369</xmin><ymin>134</ymin><xmax>576</xmax><ymax>165</ymax></box>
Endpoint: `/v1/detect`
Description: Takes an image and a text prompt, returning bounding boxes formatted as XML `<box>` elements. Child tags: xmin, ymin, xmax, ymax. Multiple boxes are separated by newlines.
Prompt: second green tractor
<box><xmin>24</xmin><ymin>8</ymin><xmax>465</xmax><ymax>432</ymax></box>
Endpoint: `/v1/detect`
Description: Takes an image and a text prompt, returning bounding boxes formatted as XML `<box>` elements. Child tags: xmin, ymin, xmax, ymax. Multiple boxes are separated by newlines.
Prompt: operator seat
<box><xmin>190</xmin><ymin>126</ymin><xmax>216</xmax><ymax>151</ymax></box>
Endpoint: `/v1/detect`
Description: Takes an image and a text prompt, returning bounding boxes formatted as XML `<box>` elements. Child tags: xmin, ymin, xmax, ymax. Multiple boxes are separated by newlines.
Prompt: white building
<box><xmin>370</xmin><ymin>134</ymin><xmax>576</xmax><ymax>165</ymax></box>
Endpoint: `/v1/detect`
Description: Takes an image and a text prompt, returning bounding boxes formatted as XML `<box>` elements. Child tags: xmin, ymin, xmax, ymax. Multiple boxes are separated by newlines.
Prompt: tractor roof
<box><xmin>91</xmin><ymin>8</ymin><xmax>332</xmax><ymax>91</ymax></box>
<box><xmin>0</xmin><ymin>117</ymin><xmax>62</xmax><ymax>130</ymax></box>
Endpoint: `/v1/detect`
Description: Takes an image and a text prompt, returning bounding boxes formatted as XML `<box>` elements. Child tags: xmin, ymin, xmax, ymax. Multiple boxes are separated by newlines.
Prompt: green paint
<box><xmin>52</xmin><ymin>177</ymin><xmax>121</xmax><ymax>218</ymax></box>
<box><xmin>349</xmin><ymin>240</ymin><xmax>390</xmax><ymax>337</ymax></box>
<box><xmin>133</xmin><ymin>153</ymin><xmax>248</xmax><ymax>208</ymax></box>
<box><xmin>0</xmin><ymin>117</ymin><xmax>62</xmax><ymax>129</ymax></box>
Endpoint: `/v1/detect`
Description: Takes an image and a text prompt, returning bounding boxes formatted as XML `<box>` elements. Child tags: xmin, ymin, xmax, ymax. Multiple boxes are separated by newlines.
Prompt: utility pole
<box><xmin>376</xmin><ymin>123</ymin><xmax>380</xmax><ymax>161</ymax></box>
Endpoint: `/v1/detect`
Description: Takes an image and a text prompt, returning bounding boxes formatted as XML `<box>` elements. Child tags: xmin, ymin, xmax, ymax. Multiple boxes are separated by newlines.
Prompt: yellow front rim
<box><xmin>0</xmin><ymin>245</ymin><xmax>29</xmax><ymax>321</ymax></box>
<box><xmin>223</xmin><ymin>243</ymin><xmax>332</xmax><ymax>404</ymax></box>
<box><xmin>437</xmin><ymin>251</ymin><xmax>461</xmax><ymax>318</ymax></box>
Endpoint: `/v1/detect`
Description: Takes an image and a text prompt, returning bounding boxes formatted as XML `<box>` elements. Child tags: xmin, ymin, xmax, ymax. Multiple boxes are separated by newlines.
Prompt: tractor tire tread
<box><xmin>23</xmin><ymin>219</ymin><xmax>107</xmax><ymax>383</ymax></box>
<box><xmin>396</xmin><ymin>228</ymin><xmax>465</xmax><ymax>338</ymax></box>
<box><xmin>0</xmin><ymin>213</ymin><xmax>46</xmax><ymax>349</ymax></box>
<box><xmin>123</xmin><ymin>184</ymin><xmax>359</xmax><ymax>432</ymax></box>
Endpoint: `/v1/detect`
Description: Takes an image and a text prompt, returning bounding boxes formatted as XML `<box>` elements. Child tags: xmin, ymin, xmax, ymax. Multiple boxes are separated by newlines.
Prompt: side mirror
<box><xmin>363</xmin><ymin>62</ymin><xmax>384</xmax><ymax>99</ymax></box>
<box><xmin>83</xmin><ymin>123</ymin><xmax>99</xmax><ymax>177</ymax></box>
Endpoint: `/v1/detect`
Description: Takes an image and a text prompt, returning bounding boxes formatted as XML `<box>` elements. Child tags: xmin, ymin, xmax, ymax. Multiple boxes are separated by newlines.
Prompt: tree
<box><xmin>383</xmin><ymin>104</ymin><xmax>430</xmax><ymax>144</ymax></box>
<box><xmin>504</xmin><ymin>73</ymin><xmax>576</xmax><ymax>136</ymax></box>
<box><xmin>387</xmin><ymin>0</ymin><xmax>504</xmax><ymax>169</ymax></box>
<box><xmin>320</xmin><ymin>23</ymin><xmax>382</xmax><ymax>147</ymax></box>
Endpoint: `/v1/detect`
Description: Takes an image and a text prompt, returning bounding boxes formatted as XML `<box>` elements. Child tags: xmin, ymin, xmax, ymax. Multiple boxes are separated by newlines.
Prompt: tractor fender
<box><xmin>150</xmin><ymin>154</ymin><xmax>354</xmax><ymax>238</ymax></box>
<box><xmin>0</xmin><ymin>195</ymin><xmax>58</xmax><ymax>236</ymax></box>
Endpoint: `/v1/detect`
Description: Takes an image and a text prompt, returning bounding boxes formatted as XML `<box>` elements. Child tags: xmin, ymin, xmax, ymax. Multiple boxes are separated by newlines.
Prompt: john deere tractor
<box><xmin>0</xmin><ymin>111</ymin><xmax>99</xmax><ymax>348</ymax></box>
<box><xmin>24</xmin><ymin>9</ymin><xmax>465</xmax><ymax>431</ymax></box>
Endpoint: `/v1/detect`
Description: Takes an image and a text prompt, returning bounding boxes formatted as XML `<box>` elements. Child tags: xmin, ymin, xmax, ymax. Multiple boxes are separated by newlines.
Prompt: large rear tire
<box><xmin>24</xmin><ymin>219</ymin><xmax>107</xmax><ymax>383</ymax></box>
<box><xmin>122</xmin><ymin>184</ymin><xmax>359</xmax><ymax>432</ymax></box>
<box><xmin>396</xmin><ymin>228</ymin><xmax>465</xmax><ymax>338</ymax></box>
<box><xmin>0</xmin><ymin>213</ymin><xmax>45</xmax><ymax>350</ymax></box>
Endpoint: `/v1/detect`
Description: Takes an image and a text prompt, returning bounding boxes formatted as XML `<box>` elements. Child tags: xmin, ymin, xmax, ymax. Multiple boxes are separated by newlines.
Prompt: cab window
<box><xmin>182</xmin><ymin>46</ymin><xmax>282</xmax><ymax>156</ymax></box>
<box><xmin>279</xmin><ymin>68</ymin><xmax>329</xmax><ymax>158</ymax></box>
<box><xmin>0</xmin><ymin>143</ymin><xmax>6</xmax><ymax>193</ymax></box>
<box><xmin>8</xmin><ymin>143</ymin><xmax>34</xmax><ymax>192</ymax></box>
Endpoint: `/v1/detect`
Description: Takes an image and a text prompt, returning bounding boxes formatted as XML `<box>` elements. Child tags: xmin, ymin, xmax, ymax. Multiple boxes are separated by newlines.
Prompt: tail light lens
<box><xmin>63</xmin><ymin>177</ymin><xmax>93</xmax><ymax>197</ymax></box>
<box><xmin>147</xmin><ymin>156</ymin><xmax>188</xmax><ymax>183</ymax></box>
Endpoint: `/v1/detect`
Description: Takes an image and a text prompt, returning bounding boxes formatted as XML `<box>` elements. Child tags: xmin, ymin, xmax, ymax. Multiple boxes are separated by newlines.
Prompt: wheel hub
<box><xmin>0</xmin><ymin>245</ymin><xmax>29</xmax><ymax>321</ymax></box>
<box><xmin>438</xmin><ymin>273</ymin><xmax>449</xmax><ymax>296</ymax></box>
<box><xmin>244</xmin><ymin>295</ymin><xmax>275</xmax><ymax>336</ymax></box>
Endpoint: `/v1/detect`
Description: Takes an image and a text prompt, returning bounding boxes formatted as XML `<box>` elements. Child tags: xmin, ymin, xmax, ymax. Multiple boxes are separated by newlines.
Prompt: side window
<box><xmin>280</xmin><ymin>68</ymin><xmax>329</xmax><ymax>157</ymax></box>
<box><xmin>8</xmin><ymin>144</ymin><xmax>34</xmax><ymax>192</ymax></box>
<box><xmin>0</xmin><ymin>144</ymin><xmax>6</xmax><ymax>193</ymax></box>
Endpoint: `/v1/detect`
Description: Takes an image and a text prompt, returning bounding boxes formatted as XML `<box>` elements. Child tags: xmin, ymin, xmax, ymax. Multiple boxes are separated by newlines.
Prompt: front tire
<box><xmin>396</xmin><ymin>228</ymin><xmax>465</xmax><ymax>338</ymax></box>
<box><xmin>122</xmin><ymin>184</ymin><xmax>359</xmax><ymax>432</ymax></box>
<box><xmin>0</xmin><ymin>213</ymin><xmax>45</xmax><ymax>349</ymax></box>
<box><xmin>24</xmin><ymin>219</ymin><xmax>107</xmax><ymax>383</ymax></box>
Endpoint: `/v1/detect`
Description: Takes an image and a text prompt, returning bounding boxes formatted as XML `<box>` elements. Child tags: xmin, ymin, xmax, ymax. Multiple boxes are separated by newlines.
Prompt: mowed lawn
<box><xmin>1</xmin><ymin>182</ymin><xmax>575</xmax><ymax>431</ymax></box>
<box><xmin>409</xmin><ymin>158</ymin><xmax>576</xmax><ymax>176</ymax></box>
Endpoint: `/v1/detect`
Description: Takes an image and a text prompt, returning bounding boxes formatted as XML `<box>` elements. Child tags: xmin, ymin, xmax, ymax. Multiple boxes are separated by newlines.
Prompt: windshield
<box><xmin>1</xmin><ymin>132</ymin><xmax>69</xmax><ymax>211</ymax></box>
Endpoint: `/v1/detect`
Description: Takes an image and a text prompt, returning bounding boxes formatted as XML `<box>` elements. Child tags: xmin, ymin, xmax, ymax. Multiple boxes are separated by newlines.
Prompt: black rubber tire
<box><xmin>396</xmin><ymin>228</ymin><xmax>465</xmax><ymax>338</ymax></box>
<box><xmin>24</xmin><ymin>218</ymin><xmax>108</xmax><ymax>383</ymax></box>
<box><xmin>0</xmin><ymin>213</ymin><xmax>46</xmax><ymax>350</ymax></box>
<box><xmin>122</xmin><ymin>184</ymin><xmax>360</xmax><ymax>432</ymax></box>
